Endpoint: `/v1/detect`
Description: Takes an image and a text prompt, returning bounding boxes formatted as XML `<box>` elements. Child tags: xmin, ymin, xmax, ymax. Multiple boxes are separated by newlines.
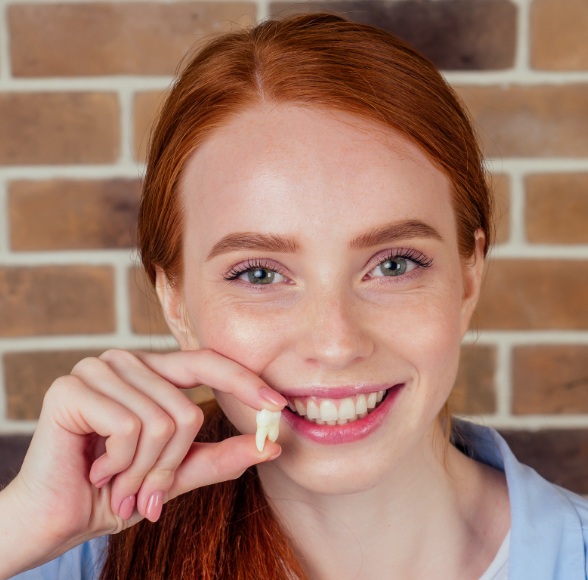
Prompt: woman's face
<box><xmin>165</xmin><ymin>105</ymin><xmax>484</xmax><ymax>496</ymax></box>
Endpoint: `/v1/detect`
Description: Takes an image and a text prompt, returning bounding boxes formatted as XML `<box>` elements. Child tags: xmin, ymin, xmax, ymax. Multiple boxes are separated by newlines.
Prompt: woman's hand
<box><xmin>0</xmin><ymin>349</ymin><xmax>285</xmax><ymax>576</ymax></box>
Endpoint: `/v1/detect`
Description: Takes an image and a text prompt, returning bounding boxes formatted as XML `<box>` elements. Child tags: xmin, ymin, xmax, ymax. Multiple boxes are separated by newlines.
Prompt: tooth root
<box><xmin>256</xmin><ymin>426</ymin><xmax>268</xmax><ymax>452</ymax></box>
<box><xmin>256</xmin><ymin>409</ymin><xmax>281</xmax><ymax>451</ymax></box>
<box><xmin>268</xmin><ymin>421</ymin><xmax>279</xmax><ymax>442</ymax></box>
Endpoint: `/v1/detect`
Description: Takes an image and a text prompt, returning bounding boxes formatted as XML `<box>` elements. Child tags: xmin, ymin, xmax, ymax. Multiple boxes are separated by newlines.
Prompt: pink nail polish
<box><xmin>118</xmin><ymin>495</ymin><xmax>136</xmax><ymax>521</ymax></box>
<box><xmin>146</xmin><ymin>491</ymin><xmax>164</xmax><ymax>522</ymax></box>
<box><xmin>260</xmin><ymin>386</ymin><xmax>287</xmax><ymax>408</ymax></box>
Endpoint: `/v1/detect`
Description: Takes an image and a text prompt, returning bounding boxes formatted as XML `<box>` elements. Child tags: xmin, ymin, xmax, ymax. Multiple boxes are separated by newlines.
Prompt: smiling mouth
<box><xmin>285</xmin><ymin>389</ymin><xmax>389</xmax><ymax>425</ymax></box>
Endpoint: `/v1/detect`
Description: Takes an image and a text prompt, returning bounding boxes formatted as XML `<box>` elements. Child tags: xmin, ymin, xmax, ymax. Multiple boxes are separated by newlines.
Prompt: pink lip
<box><xmin>279</xmin><ymin>383</ymin><xmax>394</xmax><ymax>399</ymax></box>
<box><xmin>281</xmin><ymin>384</ymin><xmax>404</xmax><ymax>444</ymax></box>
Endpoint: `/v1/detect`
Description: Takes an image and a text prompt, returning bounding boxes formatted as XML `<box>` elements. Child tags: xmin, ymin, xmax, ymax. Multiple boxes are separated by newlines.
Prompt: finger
<box><xmin>166</xmin><ymin>434</ymin><xmax>281</xmax><ymax>501</ymax></box>
<box><xmin>72</xmin><ymin>359</ymin><xmax>191</xmax><ymax>514</ymax></box>
<box><xmin>82</xmin><ymin>353</ymin><xmax>206</xmax><ymax>513</ymax></box>
<box><xmin>131</xmin><ymin>349</ymin><xmax>287</xmax><ymax>411</ymax></box>
<box><xmin>41</xmin><ymin>376</ymin><xmax>141</xmax><ymax>485</ymax></box>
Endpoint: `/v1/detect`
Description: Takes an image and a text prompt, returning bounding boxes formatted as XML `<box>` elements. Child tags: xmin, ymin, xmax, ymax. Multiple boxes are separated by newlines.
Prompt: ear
<box><xmin>155</xmin><ymin>268</ymin><xmax>198</xmax><ymax>350</ymax></box>
<box><xmin>459</xmin><ymin>229</ymin><xmax>486</xmax><ymax>336</ymax></box>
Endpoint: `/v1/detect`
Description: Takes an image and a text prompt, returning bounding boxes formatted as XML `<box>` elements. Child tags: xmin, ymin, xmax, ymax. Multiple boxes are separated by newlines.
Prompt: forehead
<box><xmin>179</xmin><ymin>105</ymin><xmax>456</xmax><ymax>250</ymax></box>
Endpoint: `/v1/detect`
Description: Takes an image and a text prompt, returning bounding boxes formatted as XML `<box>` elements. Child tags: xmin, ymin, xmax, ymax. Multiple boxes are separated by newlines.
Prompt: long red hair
<box><xmin>102</xmin><ymin>12</ymin><xmax>493</xmax><ymax>578</ymax></box>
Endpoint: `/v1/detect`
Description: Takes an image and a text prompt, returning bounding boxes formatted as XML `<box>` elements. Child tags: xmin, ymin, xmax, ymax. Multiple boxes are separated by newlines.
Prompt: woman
<box><xmin>2</xmin><ymin>13</ymin><xmax>587</xmax><ymax>579</ymax></box>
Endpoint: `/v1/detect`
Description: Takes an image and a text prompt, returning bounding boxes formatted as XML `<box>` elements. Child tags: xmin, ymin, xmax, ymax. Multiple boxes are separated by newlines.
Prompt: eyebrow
<box><xmin>206</xmin><ymin>219</ymin><xmax>442</xmax><ymax>261</ymax></box>
<box><xmin>349</xmin><ymin>219</ymin><xmax>443</xmax><ymax>250</ymax></box>
<box><xmin>206</xmin><ymin>233</ymin><xmax>300</xmax><ymax>260</ymax></box>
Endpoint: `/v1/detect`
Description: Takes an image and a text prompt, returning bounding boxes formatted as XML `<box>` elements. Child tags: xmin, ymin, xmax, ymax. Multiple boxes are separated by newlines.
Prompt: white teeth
<box><xmin>338</xmin><ymin>397</ymin><xmax>356</xmax><ymax>420</ymax></box>
<box><xmin>356</xmin><ymin>394</ymin><xmax>368</xmax><ymax>416</ymax></box>
<box><xmin>306</xmin><ymin>399</ymin><xmax>320</xmax><ymax>419</ymax></box>
<box><xmin>319</xmin><ymin>400</ymin><xmax>338</xmax><ymax>422</ymax></box>
<box><xmin>256</xmin><ymin>409</ymin><xmax>281</xmax><ymax>452</ymax></box>
<box><xmin>289</xmin><ymin>389</ymin><xmax>388</xmax><ymax>425</ymax></box>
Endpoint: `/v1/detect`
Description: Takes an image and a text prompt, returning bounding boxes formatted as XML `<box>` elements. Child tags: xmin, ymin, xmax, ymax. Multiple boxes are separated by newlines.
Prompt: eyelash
<box><xmin>223</xmin><ymin>248</ymin><xmax>433</xmax><ymax>284</ymax></box>
<box><xmin>369</xmin><ymin>248</ymin><xmax>434</xmax><ymax>273</ymax></box>
<box><xmin>224</xmin><ymin>258</ymin><xmax>288</xmax><ymax>282</ymax></box>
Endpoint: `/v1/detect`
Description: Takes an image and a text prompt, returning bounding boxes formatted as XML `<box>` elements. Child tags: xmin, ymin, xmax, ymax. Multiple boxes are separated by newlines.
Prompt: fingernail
<box><xmin>118</xmin><ymin>495</ymin><xmax>136</xmax><ymax>521</ymax></box>
<box><xmin>146</xmin><ymin>491</ymin><xmax>164</xmax><ymax>522</ymax></box>
<box><xmin>260</xmin><ymin>387</ymin><xmax>287</xmax><ymax>408</ymax></box>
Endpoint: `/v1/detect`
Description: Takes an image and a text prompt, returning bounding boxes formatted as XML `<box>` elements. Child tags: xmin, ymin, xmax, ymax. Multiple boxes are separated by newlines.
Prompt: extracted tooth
<box><xmin>256</xmin><ymin>409</ymin><xmax>281</xmax><ymax>452</ymax></box>
<box><xmin>367</xmin><ymin>392</ymin><xmax>377</xmax><ymax>409</ymax></box>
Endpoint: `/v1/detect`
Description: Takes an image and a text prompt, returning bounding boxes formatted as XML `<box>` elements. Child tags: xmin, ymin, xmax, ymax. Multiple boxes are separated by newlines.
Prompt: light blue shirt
<box><xmin>11</xmin><ymin>421</ymin><xmax>588</xmax><ymax>579</ymax></box>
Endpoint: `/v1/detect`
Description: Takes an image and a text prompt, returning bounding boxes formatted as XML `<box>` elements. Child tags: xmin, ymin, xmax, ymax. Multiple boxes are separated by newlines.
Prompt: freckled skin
<box><xmin>165</xmin><ymin>104</ymin><xmax>483</xmax><ymax>497</ymax></box>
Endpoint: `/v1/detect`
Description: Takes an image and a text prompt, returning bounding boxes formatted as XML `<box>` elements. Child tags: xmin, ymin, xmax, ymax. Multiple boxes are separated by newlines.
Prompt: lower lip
<box><xmin>281</xmin><ymin>384</ymin><xmax>404</xmax><ymax>445</ymax></box>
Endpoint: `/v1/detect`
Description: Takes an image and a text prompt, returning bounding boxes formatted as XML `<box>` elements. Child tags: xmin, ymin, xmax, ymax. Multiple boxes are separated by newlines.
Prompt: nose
<box><xmin>296</xmin><ymin>287</ymin><xmax>374</xmax><ymax>370</ymax></box>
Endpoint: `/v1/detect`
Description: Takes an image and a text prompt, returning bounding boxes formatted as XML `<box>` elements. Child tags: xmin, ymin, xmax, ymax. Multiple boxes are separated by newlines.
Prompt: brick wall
<box><xmin>1</xmin><ymin>0</ymin><xmax>587</xmax><ymax>492</ymax></box>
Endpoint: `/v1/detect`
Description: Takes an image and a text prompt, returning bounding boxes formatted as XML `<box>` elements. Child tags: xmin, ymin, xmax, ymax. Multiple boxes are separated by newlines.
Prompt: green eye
<box><xmin>378</xmin><ymin>258</ymin><xmax>408</xmax><ymax>277</ymax></box>
<box><xmin>247</xmin><ymin>268</ymin><xmax>276</xmax><ymax>284</ymax></box>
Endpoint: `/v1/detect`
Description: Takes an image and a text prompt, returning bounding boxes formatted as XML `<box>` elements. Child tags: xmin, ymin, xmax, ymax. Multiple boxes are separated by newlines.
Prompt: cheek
<box><xmin>189</xmin><ymin>297</ymin><xmax>291</xmax><ymax>379</ymax></box>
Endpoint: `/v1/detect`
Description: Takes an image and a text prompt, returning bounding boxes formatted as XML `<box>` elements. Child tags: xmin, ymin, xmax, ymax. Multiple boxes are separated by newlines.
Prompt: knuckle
<box><xmin>99</xmin><ymin>348</ymin><xmax>136</xmax><ymax>367</ymax></box>
<box><xmin>44</xmin><ymin>375</ymin><xmax>81</xmax><ymax>405</ymax></box>
<box><xmin>71</xmin><ymin>356</ymin><xmax>103</xmax><ymax>377</ymax></box>
<box><xmin>176</xmin><ymin>403</ymin><xmax>203</xmax><ymax>431</ymax></box>
<box><xmin>148</xmin><ymin>413</ymin><xmax>175</xmax><ymax>441</ymax></box>
<box><xmin>118</xmin><ymin>414</ymin><xmax>141</xmax><ymax>438</ymax></box>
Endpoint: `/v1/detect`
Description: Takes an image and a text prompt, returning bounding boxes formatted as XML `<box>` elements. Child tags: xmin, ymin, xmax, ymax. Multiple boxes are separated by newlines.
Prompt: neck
<box><xmin>257</xmin><ymin>423</ymin><xmax>509</xmax><ymax>579</ymax></box>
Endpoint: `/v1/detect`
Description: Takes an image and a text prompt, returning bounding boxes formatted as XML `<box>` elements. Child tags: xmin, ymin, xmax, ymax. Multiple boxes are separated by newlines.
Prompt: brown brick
<box><xmin>525</xmin><ymin>173</ymin><xmax>588</xmax><ymax>244</ymax></box>
<box><xmin>4</xmin><ymin>350</ymin><xmax>102</xmax><ymax>420</ymax></box>
<box><xmin>500</xmin><ymin>429</ymin><xmax>588</xmax><ymax>495</ymax></box>
<box><xmin>512</xmin><ymin>345</ymin><xmax>588</xmax><ymax>415</ymax></box>
<box><xmin>491</xmin><ymin>174</ymin><xmax>510</xmax><ymax>244</ymax></box>
<box><xmin>531</xmin><ymin>0</ymin><xmax>588</xmax><ymax>70</ymax></box>
<box><xmin>0</xmin><ymin>266</ymin><xmax>115</xmax><ymax>337</ymax></box>
<box><xmin>0</xmin><ymin>92</ymin><xmax>119</xmax><ymax>165</ymax></box>
<box><xmin>9</xmin><ymin>179</ymin><xmax>141</xmax><ymax>251</ymax></box>
<box><xmin>134</xmin><ymin>91</ymin><xmax>168</xmax><ymax>162</ymax></box>
<box><xmin>129</xmin><ymin>266</ymin><xmax>170</xmax><ymax>335</ymax></box>
<box><xmin>9</xmin><ymin>2</ymin><xmax>257</xmax><ymax>77</ymax></box>
<box><xmin>4</xmin><ymin>350</ymin><xmax>213</xmax><ymax>421</ymax></box>
<box><xmin>474</xmin><ymin>259</ymin><xmax>588</xmax><ymax>330</ymax></box>
<box><xmin>449</xmin><ymin>344</ymin><xmax>496</xmax><ymax>414</ymax></box>
<box><xmin>271</xmin><ymin>0</ymin><xmax>516</xmax><ymax>70</ymax></box>
<box><xmin>0</xmin><ymin>435</ymin><xmax>32</xmax><ymax>486</ymax></box>
<box><xmin>457</xmin><ymin>85</ymin><xmax>588</xmax><ymax>157</ymax></box>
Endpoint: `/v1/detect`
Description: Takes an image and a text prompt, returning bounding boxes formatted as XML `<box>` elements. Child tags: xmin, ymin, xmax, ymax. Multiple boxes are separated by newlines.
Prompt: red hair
<box><xmin>103</xmin><ymin>13</ymin><xmax>493</xmax><ymax>578</ymax></box>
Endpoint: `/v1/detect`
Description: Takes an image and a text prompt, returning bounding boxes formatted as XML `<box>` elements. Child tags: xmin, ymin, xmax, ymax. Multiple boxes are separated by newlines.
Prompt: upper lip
<box><xmin>275</xmin><ymin>383</ymin><xmax>401</xmax><ymax>399</ymax></box>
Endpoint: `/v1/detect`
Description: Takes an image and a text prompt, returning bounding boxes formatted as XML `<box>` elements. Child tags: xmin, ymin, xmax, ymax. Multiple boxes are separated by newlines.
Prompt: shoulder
<box><xmin>9</xmin><ymin>536</ymin><xmax>108</xmax><ymax>580</ymax></box>
<box><xmin>455</xmin><ymin>420</ymin><xmax>588</xmax><ymax>579</ymax></box>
